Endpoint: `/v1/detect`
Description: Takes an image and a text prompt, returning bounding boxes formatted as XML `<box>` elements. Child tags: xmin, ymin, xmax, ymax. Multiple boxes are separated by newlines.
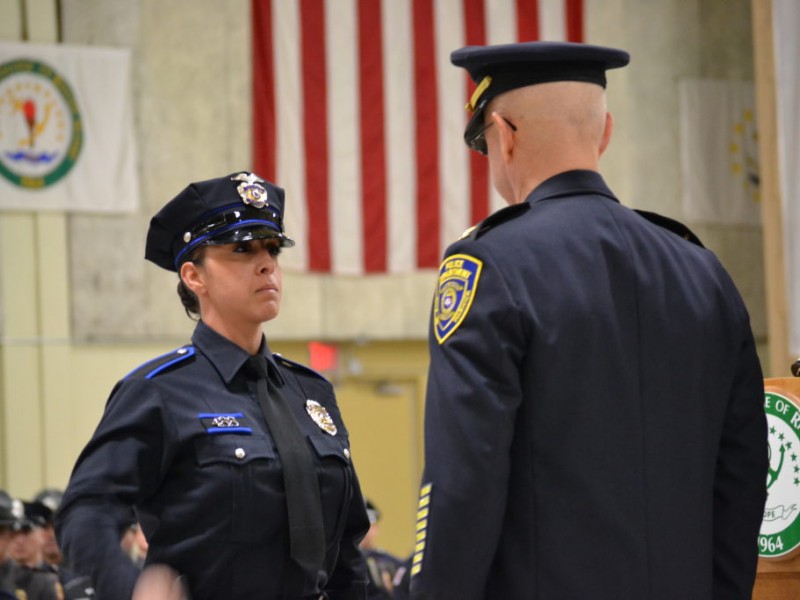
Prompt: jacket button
<box><xmin>343</xmin><ymin>448</ymin><xmax>351</xmax><ymax>460</ymax></box>
<box><xmin>235</xmin><ymin>448</ymin><xmax>246</xmax><ymax>460</ymax></box>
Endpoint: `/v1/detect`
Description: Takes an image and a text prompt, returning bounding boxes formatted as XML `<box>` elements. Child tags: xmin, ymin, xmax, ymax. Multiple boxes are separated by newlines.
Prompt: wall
<box><xmin>0</xmin><ymin>0</ymin><xmax>72</xmax><ymax>512</ymax></box>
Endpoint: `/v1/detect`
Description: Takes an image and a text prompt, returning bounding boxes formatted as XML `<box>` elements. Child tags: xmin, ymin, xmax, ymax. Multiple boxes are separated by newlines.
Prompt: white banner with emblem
<box><xmin>678</xmin><ymin>78</ymin><xmax>760</xmax><ymax>225</ymax></box>
<box><xmin>0</xmin><ymin>41</ymin><xmax>138</xmax><ymax>213</ymax></box>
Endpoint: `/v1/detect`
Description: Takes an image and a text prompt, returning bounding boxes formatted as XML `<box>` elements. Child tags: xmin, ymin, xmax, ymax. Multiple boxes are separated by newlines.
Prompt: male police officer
<box><xmin>409</xmin><ymin>42</ymin><xmax>768</xmax><ymax>600</ymax></box>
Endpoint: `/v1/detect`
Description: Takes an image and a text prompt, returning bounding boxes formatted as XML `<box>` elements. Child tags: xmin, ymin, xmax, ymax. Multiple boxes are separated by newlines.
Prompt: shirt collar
<box><xmin>526</xmin><ymin>169</ymin><xmax>619</xmax><ymax>205</ymax></box>
<box><xmin>191</xmin><ymin>320</ymin><xmax>282</xmax><ymax>386</ymax></box>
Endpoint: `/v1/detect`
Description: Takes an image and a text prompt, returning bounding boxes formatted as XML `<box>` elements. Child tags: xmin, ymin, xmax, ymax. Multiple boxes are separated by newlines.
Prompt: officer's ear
<box><xmin>493</xmin><ymin>111</ymin><xmax>515</xmax><ymax>162</ymax></box>
<box><xmin>180</xmin><ymin>259</ymin><xmax>206</xmax><ymax>297</ymax></box>
<box><xmin>599</xmin><ymin>111</ymin><xmax>613</xmax><ymax>157</ymax></box>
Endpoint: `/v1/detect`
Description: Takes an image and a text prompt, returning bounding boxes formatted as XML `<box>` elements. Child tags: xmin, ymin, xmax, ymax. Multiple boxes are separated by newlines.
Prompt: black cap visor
<box><xmin>464</xmin><ymin>97</ymin><xmax>491</xmax><ymax>154</ymax></box>
<box><xmin>176</xmin><ymin>222</ymin><xmax>295</xmax><ymax>267</ymax></box>
<box><xmin>174</xmin><ymin>206</ymin><xmax>295</xmax><ymax>268</ymax></box>
<box><xmin>205</xmin><ymin>224</ymin><xmax>295</xmax><ymax>248</ymax></box>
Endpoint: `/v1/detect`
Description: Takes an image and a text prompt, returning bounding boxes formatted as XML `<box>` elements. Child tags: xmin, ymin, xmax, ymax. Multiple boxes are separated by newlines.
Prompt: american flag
<box><xmin>252</xmin><ymin>0</ymin><xmax>584</xmax><ymax>274</ymax></box>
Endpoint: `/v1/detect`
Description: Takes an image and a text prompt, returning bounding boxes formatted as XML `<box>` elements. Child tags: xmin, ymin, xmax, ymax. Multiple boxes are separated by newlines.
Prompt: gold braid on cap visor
<box><xmin>466</xmin><ymin>76</ymin><xmax>492</xmax><ymax>112</ymax></box>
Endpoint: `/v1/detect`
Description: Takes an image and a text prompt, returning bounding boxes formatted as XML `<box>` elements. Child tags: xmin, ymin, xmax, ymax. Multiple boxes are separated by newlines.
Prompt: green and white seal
<box><xmin>760</xmin><ymin>391</ymin><xmax>800</xmax><ymax>558</ymax></box>
<box><xmin>0</xmin><ymin>58</ymin><xmax>83</xmax><ymax>188</ymax></box>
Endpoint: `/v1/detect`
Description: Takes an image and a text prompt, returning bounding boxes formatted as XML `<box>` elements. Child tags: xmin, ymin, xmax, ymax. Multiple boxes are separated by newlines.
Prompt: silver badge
<box><xmin>231</xmin><ymin>172</ymin><xmax>269</xmax><ymax>209</ymax></box>
<box><xmin>305</xmin><ymin>400</ymin><xmax>337</xmax><ymax>436</ymax></box>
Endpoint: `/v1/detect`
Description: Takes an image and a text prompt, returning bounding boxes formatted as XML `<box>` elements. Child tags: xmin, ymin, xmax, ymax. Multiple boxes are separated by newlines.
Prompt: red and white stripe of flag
<box><xmin>252</xmin><ymin>0</ymin><xmax>583</xmax><ymax>274</ymax></box>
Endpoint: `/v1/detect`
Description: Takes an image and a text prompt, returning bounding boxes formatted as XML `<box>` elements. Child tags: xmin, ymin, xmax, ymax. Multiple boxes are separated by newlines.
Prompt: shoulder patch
<box><xmin>434</xmin><ymin>254</ymin><xmax>483</xmax><ymax>344</ymax></box>
<box><xmin>635</xmin><ymin>209</ymin><xmax>705</xmax><ymax>248</ymax></box>
<box><xmin>273</xmin><ymin>354</ymin><xmax>328</xmax><ymax>381</ymax></box>
<box><xmin>124</xmin><ymin>345</ymin><xmax>196</xmax><ymax>380</ymax></box>
<box><xmin>465</xmin><ymin>202</ymin><xmax>529</xmax><ymax>241</ymax></box>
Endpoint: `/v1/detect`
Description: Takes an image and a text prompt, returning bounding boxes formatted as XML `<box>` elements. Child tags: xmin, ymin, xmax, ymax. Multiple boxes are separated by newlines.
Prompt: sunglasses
<box><xmin>466</xmin><ymin>115</ymin><xmax>517</xmax><ymax>155</ymax></box>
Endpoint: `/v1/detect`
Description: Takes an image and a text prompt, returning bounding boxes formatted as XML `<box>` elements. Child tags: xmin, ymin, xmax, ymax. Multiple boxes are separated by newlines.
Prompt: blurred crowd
<box><xmin>359</xmin><ymin>500</ymin><xmax>410</xmax><ymax>600</ymax></box>
<box><xmin>0</xmin><ymin>487</ymin><xmax>146</xmax><ymax>600</ymax></box>
<box><xmin>1</xmin><ymin>486</ymin><xmax>413</xmax><ymax>600</ymax></box>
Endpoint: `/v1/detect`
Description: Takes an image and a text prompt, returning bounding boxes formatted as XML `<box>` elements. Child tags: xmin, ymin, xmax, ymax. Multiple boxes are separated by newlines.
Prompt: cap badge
<box><xmin>231</xmin><ymin>172</ymin><xmax>269</xmax><ymax>209</ymax></box>
<box><xmin>305</xmin><ymin>399</ymin><xmax>337</xmax><ymax>435</ymax></box>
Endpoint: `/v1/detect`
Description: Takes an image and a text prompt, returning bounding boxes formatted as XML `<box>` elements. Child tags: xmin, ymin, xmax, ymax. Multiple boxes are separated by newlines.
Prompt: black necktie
<box><xmin>244</xmin><ymin>355</ymin><xmax>325</xmax><ymax>594</ymax></box>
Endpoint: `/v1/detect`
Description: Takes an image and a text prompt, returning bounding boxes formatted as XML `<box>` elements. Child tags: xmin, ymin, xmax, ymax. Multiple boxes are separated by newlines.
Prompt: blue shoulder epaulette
<box><xmin>635</xmin><ymin>209</ymin><xmax>705</xmax><ymax>248</ymax></box>
<box><xmin>273</xmin><ymin>353</ymin><xmax>327</xmax><ymax>381</ymax></box>
<box><xmin>124</xmin><ymin>345</ymin><xmax>196</xmax><ymax>380</ymax></box>
<box><xmin>462</xmin><ymin>202</ymin><xmax>530</xmax><ymax>241</ymax></box>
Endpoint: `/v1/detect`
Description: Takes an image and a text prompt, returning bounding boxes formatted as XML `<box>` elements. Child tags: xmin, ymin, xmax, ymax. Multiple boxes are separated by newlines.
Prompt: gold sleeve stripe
<box><xmin>411</xmin><ymin>482</ymin><xmax>433</xmax><ymax>578</ymax></box>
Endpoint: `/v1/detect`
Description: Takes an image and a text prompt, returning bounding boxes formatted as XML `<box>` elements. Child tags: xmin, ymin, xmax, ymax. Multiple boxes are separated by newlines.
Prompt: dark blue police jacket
<box><xmin>410</xmin><ymin>170</ymin><xmax>768</xmax><ymax>599</ymax></box>
<box><xmin>56</xmin><ymin>321</ymin><xmax>369</xmax><ymax>600</ymax></box>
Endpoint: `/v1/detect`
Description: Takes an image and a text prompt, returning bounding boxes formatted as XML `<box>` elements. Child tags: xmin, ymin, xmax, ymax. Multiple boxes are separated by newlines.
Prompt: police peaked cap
<box><xmin>34</xmin><ymin>488</ymin><xmax>63</xmax><ymax>515</ymax></box>
<box><xmin>146</xmin><ymin>171</ymin><xmax>295</xmax><ymax>272</ymax></box>
<box><xmin>0</xmin><ymin>490</ymin><xmax>17</xmax><ymax>528</ymax></box>
<box><xmin>451</xmin><ymin>41</ymin><xmax>629</xmax><ymax>149</ymax></box>
<box><xmin>23</xmin><ymin>500</ymin><xmax>54</xmax><ymax>527</ymax></box>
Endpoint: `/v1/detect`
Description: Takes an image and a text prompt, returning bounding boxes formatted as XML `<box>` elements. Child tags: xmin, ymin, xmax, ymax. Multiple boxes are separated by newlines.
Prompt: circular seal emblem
<box><xmin>0</xmin><ymin>58</ymin><xmax>83</xmax><ymax>188</ymax></box>
<box><xmin>305</xmin><ymin>399</ymin><xmax>337</xmax><ymax>436</ymax></box>
<box><xmin>760</xmin><ymin>391</ymin><xmax>800</xmax><ymax>558</ymax></box>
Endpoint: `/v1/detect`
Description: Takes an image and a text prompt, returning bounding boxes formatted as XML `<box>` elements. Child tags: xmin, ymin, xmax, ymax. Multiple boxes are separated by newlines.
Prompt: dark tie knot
<box><xmin>244</xmin><ymin>354</ymin><xmax>270</xmax><ymax>381</ymax></box>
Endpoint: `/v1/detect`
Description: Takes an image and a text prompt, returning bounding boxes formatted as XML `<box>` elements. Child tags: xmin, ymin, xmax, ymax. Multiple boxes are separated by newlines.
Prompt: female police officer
<box><xmin>55</xmin><ymin>172</ymin><xmax>370</xmax><ymax>600</ymax></box>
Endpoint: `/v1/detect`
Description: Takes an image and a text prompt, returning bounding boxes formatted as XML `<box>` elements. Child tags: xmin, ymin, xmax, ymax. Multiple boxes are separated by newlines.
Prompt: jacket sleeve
<box><xmin>712</xmin><ymin>308</ymin><xmax>768</xmax><ymax>599</ymax></box>
<box><xmin>409</xmin><ymin>247</ymin><xmax>526</xmax><ymax>600</ymax></box>
<box><xmin>55</xmin><ymin>377</ymin><xmax>170</xmax><ymax>600</ymax></box>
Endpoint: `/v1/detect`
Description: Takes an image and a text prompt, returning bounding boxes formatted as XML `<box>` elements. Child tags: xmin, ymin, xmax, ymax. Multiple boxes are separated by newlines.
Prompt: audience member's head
<box><xmin>9</xmin><ymin>500</ymin><xmax>51</xmax><ymax>567</ymax></box>
<box><xmin>34</xmin><ymin>488</ymin><xmax>64</xmax><ymax>565</ymax></box>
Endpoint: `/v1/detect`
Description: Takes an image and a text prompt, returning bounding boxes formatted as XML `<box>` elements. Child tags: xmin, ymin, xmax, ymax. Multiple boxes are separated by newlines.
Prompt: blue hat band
<box><xmin>174</xmin><ymin>220</ymin><xmax>290</xmax><ymax>268</ymax></box>
<box><xmin>173</xmin><ymin>204</ymin><xmax>292</xmax><ymax>268</ymax></box>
